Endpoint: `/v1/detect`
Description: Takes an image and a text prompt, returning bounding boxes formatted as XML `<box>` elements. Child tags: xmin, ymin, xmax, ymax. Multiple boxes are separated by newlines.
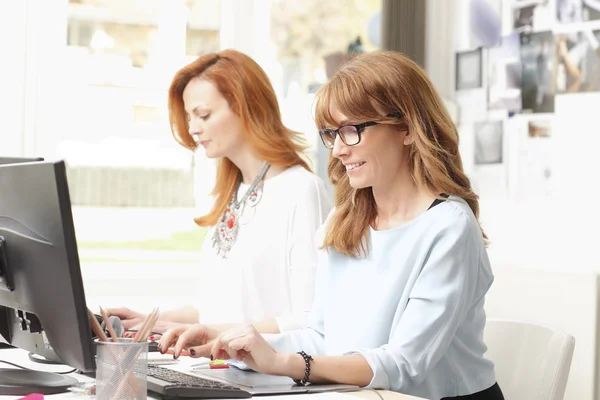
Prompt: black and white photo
<box><xmin>557</xmin><ymin>0</ymin><xmax>583</xmax><ymax>23</ymax></box>
<box><xmin>513</xmin><ymin>0</ymin><xmax>552</xmax><ymax>31</ymax></box>
<box><xmin>520</xmin><ymin>31</ymin><xmax>555</xmax><ymax>113</ymax></box>
<box><xmin>456</xmin><ymin>48</ymin><xmax>483</xmax><ymax>90</ymax></box>
<box><xmin>583</xmin><ymin>0</ymin><xmax>600</xmax><ymax>20</ymax></box>
<box><xmin>474</xmin><ymin>120</ymin><xmax>503</xmax><ymax>165</ymax></box>
<box><xmin>556</xmin><ymin>0</ymin><xmax>600</xmax><ymax>22</ymax></box>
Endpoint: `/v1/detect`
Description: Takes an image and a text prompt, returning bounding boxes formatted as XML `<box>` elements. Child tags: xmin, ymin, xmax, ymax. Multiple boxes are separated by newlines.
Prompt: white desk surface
<box><xmin>0</xmin><ymin>349</ymin><xmax>423</xmax><ymax>400</ymax></box>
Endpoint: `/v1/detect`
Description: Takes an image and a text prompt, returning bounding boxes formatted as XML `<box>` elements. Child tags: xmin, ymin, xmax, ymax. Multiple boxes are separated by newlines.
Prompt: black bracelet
<box><xmin>293</xmin><ymin>351</ymin><xmax>313</xmax><ymax>386</ymax></box>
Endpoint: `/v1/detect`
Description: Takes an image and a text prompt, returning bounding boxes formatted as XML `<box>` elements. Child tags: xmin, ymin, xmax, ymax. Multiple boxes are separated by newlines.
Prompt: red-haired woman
<box><xmin>109</xmin><ymin>50</ymin><xmax>331</xmax><ymax>338</ymax></box>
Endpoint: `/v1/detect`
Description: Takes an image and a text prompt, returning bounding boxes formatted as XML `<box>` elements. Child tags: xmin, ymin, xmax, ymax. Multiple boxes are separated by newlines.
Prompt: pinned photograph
<box><xmin>513</xmin><ymin>0</ymin><xmax>552</xmax><ymax>31</ymax></box>
<box><xmin>556</xmin><ymin>30</ymin><xmax>600</xmax><ymax>93</ymax></box>
<box><xmin>528</xmin><ymin>120</ymin><xmax>552</xmax><ymax>137</ymax></box>
<box><xmin>583</xmin><ymin>0</ymin><xmax>600</xmax><ymax>20</ymax></box>
<box><xmin>488</xmin><ymin>33</ymin><xmax>522</xmax><ymax>111</ymax></box>
<box><xmin>520</xmin><ymin>31</ymin><xmax>555</xmax><ymax>113</ymax></box>
<box><xmin>557</xmin><ymin>0</ymin><xmax>583</xmax><ymax>23</ymax></box>
<box><xmin>456</xmin><ymin>48</ymin><xmax>483</xmax><ymax>90</ymax></box>
<box><xmin>474</xmin><ymin>121</ymin><xmax>503</xmax><ymax>165</ymax></box>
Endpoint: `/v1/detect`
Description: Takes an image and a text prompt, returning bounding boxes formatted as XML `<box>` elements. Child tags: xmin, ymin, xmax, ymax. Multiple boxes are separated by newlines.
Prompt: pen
<box><xmin>190</xmin><ymin>359</ymin><xmax>225</xmax><ymax>368</ymax></box>
<box><xmin>190</xmin><ymin>359</ymin><xmax>227</xmax><ymax>369</ymax></box>
<box><xmin>194</xmin><ymin>363</ymin><xmax>229</xmax><ymax>370</ymax></box>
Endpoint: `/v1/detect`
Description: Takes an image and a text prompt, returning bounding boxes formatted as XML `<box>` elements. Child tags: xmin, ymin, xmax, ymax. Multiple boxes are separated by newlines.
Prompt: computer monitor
<box><xmin>0</xmin><ymin>160</ymin><xmax>95</xmax><ymax>395</ymax></box>
<box><xmin>0</xmin><ymin>156</ymin><xmax>44</xmax><ymax>165</ymax></box>
<box><xmin>0</xmin><ymin>155</ymin><xmax>44</xmax><ymax>350</ymax></box>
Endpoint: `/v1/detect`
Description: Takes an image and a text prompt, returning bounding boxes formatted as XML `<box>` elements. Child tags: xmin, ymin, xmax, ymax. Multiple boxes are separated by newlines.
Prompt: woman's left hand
<box><xmin>211</xmin><ymin>324</ymin><xmax>283</xmax><ymax>375</ymax></box>
<box><xmin>123</xmin><ymin>320</ymin><xmax>184</xmax><ymax>339</ymax></box>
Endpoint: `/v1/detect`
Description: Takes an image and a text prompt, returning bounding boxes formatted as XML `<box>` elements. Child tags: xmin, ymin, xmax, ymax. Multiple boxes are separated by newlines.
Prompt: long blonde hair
<box><xmin>168</xmin><ymin>50</ymin><xmax>310</xmax><ymax>227</ymax></box>
<box><xmin>315</xmin><ymin>51</ymin><xmax>485</xmax><ymax>258</ymax></box>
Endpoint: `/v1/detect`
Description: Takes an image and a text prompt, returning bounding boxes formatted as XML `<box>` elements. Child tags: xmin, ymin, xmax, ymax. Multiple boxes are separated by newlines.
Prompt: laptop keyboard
<box><xmin>147</xmin><ymin>365</ymin><xmax>251</xmax><ymax>398</ymax></box>
<box><xmin>148</xmin><ymin>365</ymin><xmax>234</xmax><ymax>387</ymax></box>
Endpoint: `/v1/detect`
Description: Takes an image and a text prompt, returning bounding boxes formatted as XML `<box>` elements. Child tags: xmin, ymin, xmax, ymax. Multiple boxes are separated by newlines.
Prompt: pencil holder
<box><xmin>96</xmin><ymin>338</ymin><xmax>148</xmax><ymax>400</ymax></box>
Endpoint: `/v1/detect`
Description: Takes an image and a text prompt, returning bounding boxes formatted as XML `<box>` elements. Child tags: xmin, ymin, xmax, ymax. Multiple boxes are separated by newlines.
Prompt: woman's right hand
<box><xmin>106</xmin><ymin>307</ymin><xmax>146</xmax><ymax>330</ymax></box>
<box><xmin>159</xmin><ymin>324</ymin><xmax>222</xmax><ymax>358</ymax></box>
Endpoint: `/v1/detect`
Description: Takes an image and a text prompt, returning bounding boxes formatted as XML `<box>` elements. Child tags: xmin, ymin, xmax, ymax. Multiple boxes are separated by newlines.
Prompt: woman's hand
<box><xmin>210</xmin><ymin>324</ymin><xmax>284</xmax><ymax>375</ymax></box>
<box><xmin>106</xmin><ymin>307</ymin><xmax>146</xmax><ymax>330</ymax></box>
<box><xmin>124</xmin><ymin>320</ymin><xmax>186</xmax><ymax>339</ymax></box>
<box><xmin>159</xmin><ymin>324</ymin><xmax>222</xmax><ymax>358</ymax></box>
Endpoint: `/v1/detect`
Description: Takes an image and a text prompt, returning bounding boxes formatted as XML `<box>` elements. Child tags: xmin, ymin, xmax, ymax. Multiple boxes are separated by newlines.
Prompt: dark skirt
<box><xmin>441</xmin><ymin>383</ymin><xmax>504</xmax><ymax>400</ymax></box>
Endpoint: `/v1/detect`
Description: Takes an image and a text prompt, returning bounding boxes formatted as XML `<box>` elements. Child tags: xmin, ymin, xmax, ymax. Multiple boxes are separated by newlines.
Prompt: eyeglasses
<box><xmin>318</xmin><ymin>112</ymin><xmax>403</xmax><ymax>149</ymax></box>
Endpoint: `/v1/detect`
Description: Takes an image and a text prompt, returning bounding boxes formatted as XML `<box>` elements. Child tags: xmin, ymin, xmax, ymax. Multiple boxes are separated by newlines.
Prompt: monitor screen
<box><xmin>0</xmin><ymin>160</ymin><xmax>95</xmax><ymax>375</ymax></box>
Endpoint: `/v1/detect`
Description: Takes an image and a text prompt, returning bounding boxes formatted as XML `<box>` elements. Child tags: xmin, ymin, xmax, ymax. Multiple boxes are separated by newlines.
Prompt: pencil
<box><xmin>113</xmin><ymin>308</ymin><xmax>160</xmax><ymax>399</ymax></box>
<box><xmin>88</xmin><ymin>308</ymin><xmax>141</xmax><ymax>398</ymax></box>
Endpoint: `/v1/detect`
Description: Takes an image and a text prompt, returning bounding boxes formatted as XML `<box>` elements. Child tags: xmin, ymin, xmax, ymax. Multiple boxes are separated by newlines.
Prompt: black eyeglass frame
<box><xmin>318</xmin><ymin>112</ymin><xmax>403</xmax><ymax>149</ymax></box>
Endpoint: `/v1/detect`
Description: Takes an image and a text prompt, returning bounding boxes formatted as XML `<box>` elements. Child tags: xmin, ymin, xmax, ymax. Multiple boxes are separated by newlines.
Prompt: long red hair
<box><xmin>168</xmin><ymin>50</ymin><xmax>310</xmax><ymax>227</ymax></box>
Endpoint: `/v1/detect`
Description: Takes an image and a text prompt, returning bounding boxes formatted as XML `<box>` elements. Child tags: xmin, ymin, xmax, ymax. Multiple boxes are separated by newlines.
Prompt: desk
<box><xmin>0</xmin><ymin>349</ymin><xmax>423</xmax><ymax>400</ymax></box>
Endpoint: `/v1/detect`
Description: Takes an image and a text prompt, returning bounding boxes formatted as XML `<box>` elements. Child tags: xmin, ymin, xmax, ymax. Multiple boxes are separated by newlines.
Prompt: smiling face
<box><xmin>330</xmin><ymin>106</ymin><xmax>412</xmax><ymax>191</ymax></box>
<box><xmin>182</xmin><ymin>78</ymin><xmax>245</xmax><ymax>159</ymax></box>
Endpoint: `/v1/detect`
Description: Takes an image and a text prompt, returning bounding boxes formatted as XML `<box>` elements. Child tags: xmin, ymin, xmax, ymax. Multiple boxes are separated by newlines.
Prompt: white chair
<box><xmin>484</xmin><ymin>318</ymin><xmax>575</xmax><ymax>400</ymax></box>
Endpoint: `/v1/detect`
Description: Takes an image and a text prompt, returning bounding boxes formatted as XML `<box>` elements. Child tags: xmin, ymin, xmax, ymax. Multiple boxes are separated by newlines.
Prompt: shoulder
<box><xmin>278</xmin><ymin>166</ymin><xmax>331</xmax><ymax>203</ymax></box>
<box><xmin>426</xmin><ymin>196</ymin><xmax>485</xmax><ymax>250</ymax></box>
<box><xmin>283</xmin><ymin>166</ymin><xmax>327</xmax><ymax>189</ymax></box>
<box><xmin>269</xmin><ymin>166</ymin><xmax>333</xmax><ymax>226</ymax></box>
<box><xmin>314</xmin><ymin>207</ymin><xmax>337</xmax><ymax>248</ymax></box>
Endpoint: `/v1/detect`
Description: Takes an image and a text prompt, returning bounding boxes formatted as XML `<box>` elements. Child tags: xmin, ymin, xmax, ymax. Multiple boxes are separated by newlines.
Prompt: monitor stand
<box><xmin>0</xmin><ymin>369</ymin><xmax>78</xmax><ymax>395</ymax></box>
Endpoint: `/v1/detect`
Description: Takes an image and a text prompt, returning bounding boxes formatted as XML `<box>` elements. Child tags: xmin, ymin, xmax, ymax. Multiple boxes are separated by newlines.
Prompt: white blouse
<box><xmin>196</xmin><ymin>165</ymin><xmax>332</xmax><ymax>332</ymax></box>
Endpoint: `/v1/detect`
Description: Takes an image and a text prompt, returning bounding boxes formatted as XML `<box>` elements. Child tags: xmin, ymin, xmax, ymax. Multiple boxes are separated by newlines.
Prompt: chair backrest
<box><xmin>484</xmin><ymin>318</ymin><xmax>575</xmax><ymax>400</ymax></box>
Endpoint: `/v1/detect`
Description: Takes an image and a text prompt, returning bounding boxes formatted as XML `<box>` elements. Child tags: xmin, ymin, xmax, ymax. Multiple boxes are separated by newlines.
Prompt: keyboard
<box><xmin>147</xmin><ymin>365</ymin><xmax>251</xmax><ymax>399</ymax></box>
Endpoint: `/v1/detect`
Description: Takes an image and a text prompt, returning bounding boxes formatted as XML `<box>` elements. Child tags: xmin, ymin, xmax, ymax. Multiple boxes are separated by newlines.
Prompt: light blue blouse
<box><xmin>266</xmin><ymin>196</ymin><xmax>497</xmax><ymax>400</ymax></box>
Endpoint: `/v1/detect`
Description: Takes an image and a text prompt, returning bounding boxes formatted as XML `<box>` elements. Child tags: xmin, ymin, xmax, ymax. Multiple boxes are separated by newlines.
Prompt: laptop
<box><xmin>146</xmin><ymin>362</ymin><xmax>359</xmax><ymax>398</ymax></box>
<box><xmin>194</xmin><ymin>366</ymin><xmax>359</xmax><ymax>395</ymax></box>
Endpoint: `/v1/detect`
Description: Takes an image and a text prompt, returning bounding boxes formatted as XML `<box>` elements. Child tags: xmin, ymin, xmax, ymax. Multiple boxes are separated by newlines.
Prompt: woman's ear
<box><xmin>403</xmin><ymin>129</ymin><xmax>414</xmax><ymax>146</ymax></box>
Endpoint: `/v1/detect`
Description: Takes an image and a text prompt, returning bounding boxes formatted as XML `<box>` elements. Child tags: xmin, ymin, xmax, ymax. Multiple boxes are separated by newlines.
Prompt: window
<box><xmin>269</xmin><ymin>0</ymin><xmax>382</xmax><ymax>193</ymax></box>
<box><xmin>62</xmin><ymin>0</ymin><xmax>221</xmax><ymax>209</ymax></box>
